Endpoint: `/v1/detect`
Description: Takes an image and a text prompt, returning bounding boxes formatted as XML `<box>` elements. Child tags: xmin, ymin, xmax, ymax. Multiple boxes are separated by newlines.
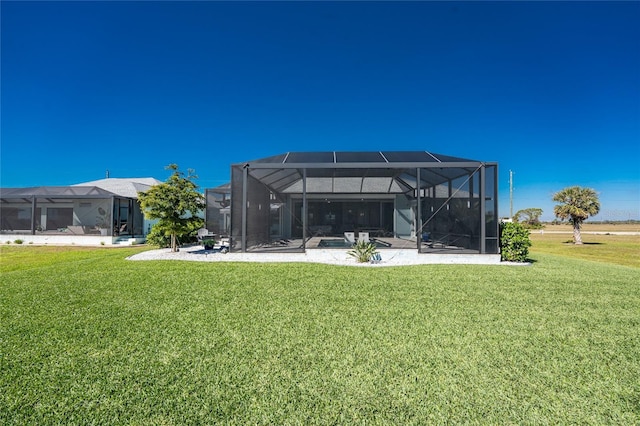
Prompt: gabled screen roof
<box><xmin>1</xmin><ymin>186</ymin><xmax>116</xmax><ymax>199</ymax></box>
<box><xmin>235</xmin><ymin>151</ymin><xmax>489</xmax><ymax>195</ymax></box>
<box><xmin>246</xmin><ymin>151</ymin><xmax>477</xmax><ymax>165</ymax></box>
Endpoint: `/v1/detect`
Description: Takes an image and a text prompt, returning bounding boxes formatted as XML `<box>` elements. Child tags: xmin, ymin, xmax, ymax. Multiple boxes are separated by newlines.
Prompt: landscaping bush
<box><xmin>500</xmin><ymin>221</ymin><xmax>531</xmax><ymax>262</ymax></box>
<box><xmin>13</xmin><ymin>239</ymin><xmax>23</xmax><ymax>245</ymax></box>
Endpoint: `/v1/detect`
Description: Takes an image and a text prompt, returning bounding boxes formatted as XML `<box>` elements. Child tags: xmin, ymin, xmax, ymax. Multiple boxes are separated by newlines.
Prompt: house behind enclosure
<box><xmin>0</xmin><ymin>177</ymin><xmax>160</xmax><ymax>245</ymax></box>
<box><xmin>217</xmin><ymin>151</ymin><xmax>499</xmax><ymax>254</ymax></box>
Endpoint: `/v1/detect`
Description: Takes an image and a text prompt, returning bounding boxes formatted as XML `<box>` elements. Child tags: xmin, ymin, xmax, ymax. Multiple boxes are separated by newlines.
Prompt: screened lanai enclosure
<box><xmin>229</xmin><ymin>151</ymin><xmax>499</xmax><ymax>254</ymax></box>
<box><xmin>0</xmin><ymin>186</ymin><xmax>143</xmax><ymax>237</ymax></box>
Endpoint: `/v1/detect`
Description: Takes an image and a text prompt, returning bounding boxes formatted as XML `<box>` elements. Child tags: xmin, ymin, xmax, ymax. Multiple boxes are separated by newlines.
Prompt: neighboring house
<box><xmin>228</xmin><ymin>151</ymin><xmax>499</xmax><ymax>254</ymax></box>
<box><xmin>0</xmin><ymin>177</ymin><xmax>160</xmax><ymax>245</ymax></box>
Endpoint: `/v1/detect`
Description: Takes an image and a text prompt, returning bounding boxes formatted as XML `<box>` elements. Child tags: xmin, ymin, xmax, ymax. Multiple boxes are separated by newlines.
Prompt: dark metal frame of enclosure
<box><xmin>230</xmin><ymin>151</ymin><xmax>498</xmax><ymax>254</ymax></box>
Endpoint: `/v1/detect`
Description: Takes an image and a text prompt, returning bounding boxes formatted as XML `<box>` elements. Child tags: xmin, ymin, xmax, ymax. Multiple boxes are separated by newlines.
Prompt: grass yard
<box><xmin>1</xmin><ymin>243</ymin><xmax>639</xmax><ymax>424</ymax></box>
<box><xmin>529</xmin><ymin>231</ymin><xmax>640</xmax><ymax>268</ymax></box>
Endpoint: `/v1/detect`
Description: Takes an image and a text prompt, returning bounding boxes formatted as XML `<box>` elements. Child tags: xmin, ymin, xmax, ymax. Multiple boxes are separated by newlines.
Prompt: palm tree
<box><xmin>552</xmin><ymin>186</ymin><xmax>600</xmax><ymax>244</ymax></box>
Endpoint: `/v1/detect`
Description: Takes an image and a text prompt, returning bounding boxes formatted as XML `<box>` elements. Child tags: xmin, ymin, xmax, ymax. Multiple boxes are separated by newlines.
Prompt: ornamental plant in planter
<box><xmin>202</xmin><ymin>238</ymin><xmax>216</xmax><ymax>250</ymax></box>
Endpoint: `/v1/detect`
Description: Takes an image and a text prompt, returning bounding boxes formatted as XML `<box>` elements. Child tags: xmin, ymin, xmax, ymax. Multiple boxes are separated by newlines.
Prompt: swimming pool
<box><xmin>317</xmin><ymin>239</ymin><xmax>389</xmax><ymax>248</ymax></box>
<box><xmin>317</xmin><ymin>239</ymin><xmax>351</xmax><ymax>248</ymax></box>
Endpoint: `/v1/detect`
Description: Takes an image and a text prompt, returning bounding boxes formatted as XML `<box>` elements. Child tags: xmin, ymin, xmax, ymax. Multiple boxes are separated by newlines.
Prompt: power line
<box><xmin>509</xmin><ymin>170</ymin><xmax>514</xmax><ymax>219</ymax></box>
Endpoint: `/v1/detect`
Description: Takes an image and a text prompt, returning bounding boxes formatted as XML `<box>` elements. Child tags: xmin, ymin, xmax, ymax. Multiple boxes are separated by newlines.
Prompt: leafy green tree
<box><xmin>514</xmin><ymin>208</ymin><xmax>543</xmax><ymax>229</ymax></box>
<box><xmin>138</xmin><ymin>164</ymin><xmax>205</xmax><ymax>252</ymax></box>
<box><xmin>552</xmin><ymin>186</ymin><xmax>600</xmax><ymax>244</ymax></box>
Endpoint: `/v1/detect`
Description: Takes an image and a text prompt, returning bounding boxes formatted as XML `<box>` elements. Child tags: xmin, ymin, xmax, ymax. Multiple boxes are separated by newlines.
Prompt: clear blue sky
<box><xmin>2</xmin><ymin>1</ymin><xmax>639</xmax><ymax>221</ymax></box>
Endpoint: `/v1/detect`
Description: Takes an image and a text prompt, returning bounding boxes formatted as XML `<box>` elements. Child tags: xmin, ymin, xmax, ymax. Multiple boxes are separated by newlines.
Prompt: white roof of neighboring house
<box><xmin>73</xmin><ymin>177</ymin><xmax>161</xmax><ymax>198</ymax></box>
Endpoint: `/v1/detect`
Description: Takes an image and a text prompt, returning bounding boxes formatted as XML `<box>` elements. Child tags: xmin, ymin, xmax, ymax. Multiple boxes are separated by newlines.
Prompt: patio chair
<box><xmin>358</xmin><ymin>232</ymin><xmax>370</xmax><ymax>243</ymax></box>
<box><xmin>197</xmin><ymin>228</ymin><xmax>211</xmax><ymax>242</ymax></box>
<box><xmin>344</xmin><ymin>232</ymin><xmax>356</xmax><ymax>244</ymax></box>
<box><xmin>216</xmin><ymin>237</ymin><xmax>231</xmax><ymax>253</ymax></box>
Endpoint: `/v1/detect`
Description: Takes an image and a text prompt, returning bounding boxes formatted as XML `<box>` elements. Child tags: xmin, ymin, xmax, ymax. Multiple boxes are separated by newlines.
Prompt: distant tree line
<box><xmin>513</xmin><ymin>208</ymin><xmax>544</xmax><ymax>229</ymax></box>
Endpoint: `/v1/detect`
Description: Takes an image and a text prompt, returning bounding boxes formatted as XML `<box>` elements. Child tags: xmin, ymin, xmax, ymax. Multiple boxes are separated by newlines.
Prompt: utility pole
<box><xmin>509</xmin><ymin>170</ymin><xmax>514</xmax><ymax>219</ymax></box>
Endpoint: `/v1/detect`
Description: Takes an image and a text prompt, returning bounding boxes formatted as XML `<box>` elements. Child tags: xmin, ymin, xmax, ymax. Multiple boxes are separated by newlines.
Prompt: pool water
<box><xmin>318</xmin><ymin>239</ymin><xmax>352</xmax><ymax>248</ymax></box>
<box><xmin>317</xmin><ymin>239</ymin><xmax>389</xmax><ymax>248</ymax></box>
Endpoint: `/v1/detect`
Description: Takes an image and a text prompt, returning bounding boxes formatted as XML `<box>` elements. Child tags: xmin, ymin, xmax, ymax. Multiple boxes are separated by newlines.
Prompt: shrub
<box><xmin>14</xmin><ymin>239</ymin><xmax>23</xmax><ymax>245</ymax></box>
<box><xmin>348</xmin><ymin>240</ymin><xmax>378</xmax><ymax>263</ymax></box>
<box><xmin>500</xmin><ymin>222</ymin><xmax>531</xmax><ymax>262</ymax></box>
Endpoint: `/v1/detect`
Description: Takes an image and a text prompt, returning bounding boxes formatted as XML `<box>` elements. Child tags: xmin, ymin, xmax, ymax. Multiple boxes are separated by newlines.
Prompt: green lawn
<box><xmin>529</xmin><ymin>231</ymin><xmax>640</xmax><ymax>268</ymax></box>
<box><xmin>1</xmin><ymin>245</ymin><xmax>639</xmax><ymax>424</ymax></box>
